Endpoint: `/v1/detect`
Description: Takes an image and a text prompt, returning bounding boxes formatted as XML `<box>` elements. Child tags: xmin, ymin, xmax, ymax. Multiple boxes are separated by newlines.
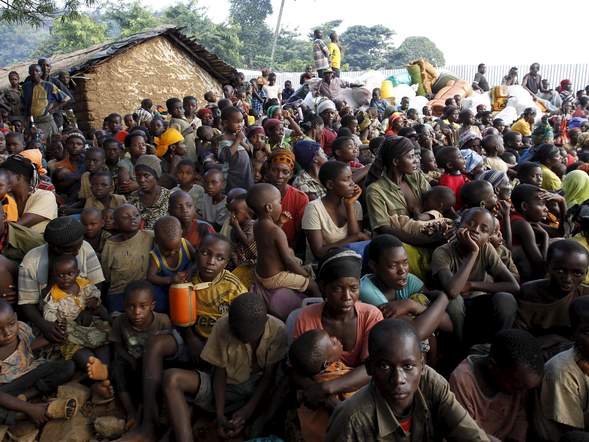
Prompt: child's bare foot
<box><xmin>87</xmin><ymin>356</ymin><xmax>108</xmax><ymax>381</ymax></box>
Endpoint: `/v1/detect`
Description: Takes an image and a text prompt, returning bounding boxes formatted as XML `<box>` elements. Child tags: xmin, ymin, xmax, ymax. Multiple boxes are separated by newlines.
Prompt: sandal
<box><xmin>46</xmin><ymin>398</ymin><xmax>78</xmax><ymax>420</ymax></box>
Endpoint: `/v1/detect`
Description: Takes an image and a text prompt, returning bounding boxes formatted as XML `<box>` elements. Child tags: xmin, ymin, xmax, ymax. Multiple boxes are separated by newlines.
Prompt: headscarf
<box><xmin>560</xmin><ymin>79</ymin><xmax>572</xmax><ymax>89</ymax></box>
<box><xmin>135</xmin><ymin>154</ymin><xmax>162</xmax><ymax>179</ymax></box>
<box><xmin>563</xmin><ymin>170</ymin><xmax>589</xmax><ymax>207</ymax></box>
<box><xmin>380</xmin><ymin>136</ymin><xmax>416</xmax><ymax>170</ymax></box>
<box><xmin>20</xmin><ymin>149</ymin><xmax>47</xmax><ymax>176</ymax></box>
<box><xmin>268</xmin><ymin>148</ymin><xmax>295</xmax><ymax>172</ymax></box>
<box><xmin>532</xmin><ymin>123</ymin><xmax>554</xmax><ymax>146</ymax></box>
<box><xmin>197</xmin><ymin>108</ymin><xmax>213</xmax><ymax>120</ymax></box>
<box><xmin>154</xmin><ymin>127</ymin><xmax>184</xmax><ymax>158</ymax></box>
<box><xmin>317</xmin><ymin>248</ymin><xmax>362</xmax><ymax>284</ymax></box>
<box><xmin>569</xmin><ymin>117</ymin><xmax>588</xmax><ymax>130</ymax></box>
<box><xmin>267</xmin><ymin>105</ymin><xmax>281</xmax><ymax>118</ymax></box>
<box><xmin>458</xmin><ymin>130</ymin><xmax>482</xmax><ymax>148</ymax></box>
<box><xmin>317</xmin><ymin>99</ymin><xmax>336</xmax><ymax>115</ymax></box>
<box><xmin>293</xmin><ymin>140</ymin><xmax>321</xmax><ymax>170</ymax></box>
<box><xmin>262</xmin><ymin>118</ymin><xmax>282</xmax><ymax>134</ymax></box>
<box><xmin>64</xmin><ymin>131</ymin><xmax>85</xmax><ymax>145</ymax></box>
<box><xmin>460</xmin><ymin>149</ymin><xmax>484</xmax><ymax>173</ymax></box>
<box><xmin>246</xmin><ymin>126</ymin><xmax>265</xmax><ymax>139</ymax></box>
<box><xmin>477</xmin><ymin>170</ymin><xmax>510</xmax><ymax>189</ymax></box>
<box><xmin>135</xmin><ymin>108</ymin><xmax>153</xmax><ymax>126</ymax></box>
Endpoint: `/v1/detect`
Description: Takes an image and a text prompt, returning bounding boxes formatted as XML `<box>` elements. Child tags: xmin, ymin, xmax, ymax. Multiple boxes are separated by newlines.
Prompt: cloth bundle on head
<box><xmin>197</xmin><ymin>108</ymin><xmax>213</xmax><ymax>120</ymax></box>
<box><xmin>458</xmin><ymin>130</ymin><xmax>482</xmax><ymax>149</ymax></box>
<box><xmin>0</xmin><ymin>155</ymin><xmax>35</xmax><ymax>181</ymax></box>
<box><xmin>263</xmin><ymin>118</ymin><xmax>282</xmax><ymax>133</ymax></box>
<box><xmin>317</xmin><ymin>248</ymin><xmax>362</xmax><ymax>284</ymax></box>
<box><xmin>154</xmin><ymin>127</ymin><xmax>184</xmax><ymax>158</ymax></box>
<box><xmin>135</xmin><ymin>154</ymin><xmax>162</xmax><ymax>179</ymax></box>
<box><xmin>460</xmin><ymin>149</ymin><xmax>483</xmax><ymax>173</ymax></box>
<box><xmin>267</xmin><ymin>105</ymin><xmax>281</xmax><ymax>118</ymax></box>
<box><xmin>20</xmin><ymin>149</ymin><xmax>46</xmax><ymax>176</ymax></box>
<box><xmin>316</xmin><ymin>99</ymin><xmax>336</xmax><ymax>115</ymax></box>
<box><xmin>477</xmin><ymin>170</ymin><xmax>510</xmax><ymax>189</ymax></box>
<box><xmin>293</xmin><ymin>140</ymin><xmax>321</xmax><ymax>170</ymax></box>
<box><xmin>269</xmin><ymin>148</ymin><xmax>295</xmax><ymax>172</ymax></box>
<box><xmin>44</xmin><ymin>216</ymin><xmax>84</xmax><ymax>246</ymax></box>
<box><xmin>563</xmin><ymin>170</ymin><xmax>589</xmax><ymax>207</ymax></box>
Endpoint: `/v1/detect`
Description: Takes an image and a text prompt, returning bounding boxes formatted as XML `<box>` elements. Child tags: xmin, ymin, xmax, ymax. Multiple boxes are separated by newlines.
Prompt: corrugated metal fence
<box><xmin>240</xmin><ymin>64</ymin><xmax>589</xmax><ymax>90</ymax></box>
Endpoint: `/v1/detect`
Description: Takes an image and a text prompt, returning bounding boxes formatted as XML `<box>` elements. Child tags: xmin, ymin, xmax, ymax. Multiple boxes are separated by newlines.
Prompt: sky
<box><xmin>142</xmin><ymin>0</ymin><xmax>589</xmax><ymax>66</ymax></box>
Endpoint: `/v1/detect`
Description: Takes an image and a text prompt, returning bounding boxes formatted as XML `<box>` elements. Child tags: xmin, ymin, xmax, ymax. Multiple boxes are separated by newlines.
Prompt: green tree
<box><xmin>103</xmin><ymin>1</ymin><xmax>160</xmax><ymax>37</ymax></box>
<box><xmin>0</xmin><ymin>23</ymin><xmax>48</xmax><ymax>66</ymax></box>
<box><xmin>273</xmin><ymin>28</ymin><xmax>311</xmax><ymax>72</ymax></box>
<box><xmin>307</xmin><ymin>20</ymin><xmax>342</xmax><ymax>40</ymax></box>
<box><xmin>229</xmin><ymin>0</ymin><xmax>273</xmax><ymax>68</ymax></box>
<box><xmin>34</xmin><ymin>13</ymin><xmax>107</xmax><ymax>56</ymax></box>
<box><xmin>387</xmin><ymin>36</ymin><xmax>445</xmax><ymax>67</ymax></box>
<box><xmin>0</xmin><ymin>0</ymin><xmax>95</xmax><ymax>27</ymax></box>
<box><xmin>340</xmin><ymin>25</ymin><xmax>395</xmax><ymax>70</ymax></box>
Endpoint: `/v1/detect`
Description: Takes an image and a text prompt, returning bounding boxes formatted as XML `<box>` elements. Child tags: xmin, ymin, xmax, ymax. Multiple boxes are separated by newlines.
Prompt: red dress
<box><xmin>438</xmin><ymin>173</ymin><xmax>468</xmax><ymax>208</ymax></box>
<box><xmin>280</xmin><ymin>185</ymin><xmax>309</xmax><ymax>248</ymax></box>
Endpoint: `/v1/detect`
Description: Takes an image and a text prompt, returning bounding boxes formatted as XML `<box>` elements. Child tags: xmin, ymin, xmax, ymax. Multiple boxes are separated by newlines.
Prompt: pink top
<box><xmin>293</xmin><ymin>302</ymin><xmax>383</xmax><ymax>367</ymax></box>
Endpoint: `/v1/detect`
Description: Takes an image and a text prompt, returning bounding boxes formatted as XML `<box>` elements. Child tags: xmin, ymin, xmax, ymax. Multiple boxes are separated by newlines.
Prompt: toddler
<box><xmin>201</xmin><ymin>168</ymin><xmax>229</xmax><ymax>230</ymax></box>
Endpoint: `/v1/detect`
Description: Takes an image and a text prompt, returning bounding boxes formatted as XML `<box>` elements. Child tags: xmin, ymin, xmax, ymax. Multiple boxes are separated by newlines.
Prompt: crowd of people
<box><xmin>0</xmin><ymin>47</ymin><xmax>588</xmax><ymax>442</ymax></box>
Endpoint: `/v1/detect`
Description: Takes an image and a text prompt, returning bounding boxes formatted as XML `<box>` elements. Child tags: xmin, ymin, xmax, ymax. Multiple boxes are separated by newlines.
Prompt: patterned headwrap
<box><xmin>267</xmin><ymin>105</ymin><xmax>281</xmax><ymax>118</ymax></box>
<box><xmin>64</xmin><ymin>131</ymin><xmax>86</xmax><ymax>145</ymax></box>
<box><xmin>268</xmin><ymin>148</ymin><xmax>295</xmax><ymax>172</ymax></box>
<box><xmin>460</xmin><ymin>149</ymin><xmax>484</xmax><ymax>173</ymax></box>
<box><xmin>154</xmin><ymin>127</ymin><xmax>184</xmax><ymax>158</ymax></box>
<box><xmin>477</xmin><ymin>170</ymin><xmax>510</xmax><ymax>189</ymax></box>
<box><xmin>135</xmin><ymin>108</ymin><xmax>153</xmax><ymax>126</ymax></box>
<box><xmin>317</xmin><ymin>248</ymin><xmax>362</xmax><ymax>284</ymax></box>
<box><xmin>293</xmin><ymin>140</ymin><xmax>321</xmax><ymax>170</ymax></box>
<box><xmin>20</xmin><ymin>149</ymin><xmax>47</xmax><ymax>176</ymax></box>
<box><xmin>263</xmin><ymin>118</ymin><xmax>282</xmax><ymax>133</ymax></box>
<box><xmin>458</xmin><ymin>130</ymin><xmax>482</xmax><ymax>148</ymax></box>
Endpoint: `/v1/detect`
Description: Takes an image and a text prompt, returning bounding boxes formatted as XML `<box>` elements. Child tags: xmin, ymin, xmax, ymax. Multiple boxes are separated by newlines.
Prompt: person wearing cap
<box><xmin>317</xmin><ymin>99</ymin><xmax>338</xmax><ymax>156</ymax></box>
<box><xmin>292</xmin><ymin>140</ymin><xmax>328</xmax><ymax>200</ymax></box>
<box><xmin>127</xmin><ymin>154</ymin><xmax>170</xmax><ymax>230</ymax></box>
<box><xmin>0</xmin><ymin>155</ymin><xmax>57</xmax><ymax>234</ymax></box>
<box><xmin>18</xmin><ymin>217</ymin><xmax>104</xmax><ymax>343</ymax></box>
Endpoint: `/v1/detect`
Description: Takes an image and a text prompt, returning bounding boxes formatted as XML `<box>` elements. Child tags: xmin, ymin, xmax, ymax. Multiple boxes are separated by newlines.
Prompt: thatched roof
<box><xmin>0</xmin><ymin>26</ymin><xmax>238</xmax><ymax>89</ymax></box>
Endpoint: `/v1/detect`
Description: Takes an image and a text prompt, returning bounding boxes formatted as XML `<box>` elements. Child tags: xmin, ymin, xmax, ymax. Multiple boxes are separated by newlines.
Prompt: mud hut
<box><xmin>0</xmin><ymin>26</ymin><xmax>238</xmax><ymax>130</ymax></box>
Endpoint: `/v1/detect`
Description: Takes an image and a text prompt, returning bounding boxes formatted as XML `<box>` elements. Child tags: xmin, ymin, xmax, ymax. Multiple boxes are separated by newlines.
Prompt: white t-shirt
<box><xmin>302</xmin><ymin>198</ymin><xmax>363</xmax><ymax>262</ymax></box>
<box><xmin>263</xmin><ymin>84</ymin><xmax>280</xmax><ymax>100</ymax></box>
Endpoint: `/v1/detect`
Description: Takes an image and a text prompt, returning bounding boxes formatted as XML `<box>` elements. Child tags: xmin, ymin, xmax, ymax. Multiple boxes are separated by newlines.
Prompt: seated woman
<box><xmin>127</xmin><ymin>155</ymin><xmax>170</xmax><ymax>230</ymax></box>
<box><xmin>302</xmin><ymin>161</ymin><xmax>368</xmax><ymax>262</ymax></box>
<box><xmin>0</xmin><ymin>155</ymin><xmax>57</xmax><ymax>233</ymax></box>
<box><xmin>365</xmin><ymin>136</ymin><xmax>435</xmax><ymax>280</ymax></box>
<box><xmin>292</xmin><ymin>248</ymin><xmax>382</xmax><ymax>409</ymax></box>
<box><xmin>531</xmin><ymin>143</ymin><xmax>565</xmax><ymax>191</ymax></box>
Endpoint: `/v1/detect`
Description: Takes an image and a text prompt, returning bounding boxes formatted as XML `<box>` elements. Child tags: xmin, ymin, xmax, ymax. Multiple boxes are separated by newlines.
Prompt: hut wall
<box><xmin>80</xmin><ymin>36</ymin><xmax>223</xmax><ymax>130</ymax></box>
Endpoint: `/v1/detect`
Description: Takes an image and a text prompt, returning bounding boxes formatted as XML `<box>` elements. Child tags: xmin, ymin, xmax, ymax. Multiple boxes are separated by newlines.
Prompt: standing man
<box><xmin>559</xmin><ymin>79</ymin><xmax>575</xmax><ymax>107</ymax></box>
<box><xmin>21</xmin><ymin>64</ymin><xmax>69</xmax><ymax>138</ymax></box>
<box><xmin>472</xmin><ymin>63</ymin><xmax>490</xmax><ymax>92</ymax></box>
<box><xmin>328</xmin><ymin>31</ymin><xmax>342</xmax><ymax>78</ymax></box>
<box><xmin>313</xmin><ymin>29</ymin><xmax>330</xmax><ymax>78</ymax></box>
<box><xmin>502</xmin><ymin>67</ymin><xmax>519</xmax><ymax>86</ymax></box>
<box><xmin>37</xmin><ymin>58</ymin><xmax>72</xmax><ymax>130</ymax></box>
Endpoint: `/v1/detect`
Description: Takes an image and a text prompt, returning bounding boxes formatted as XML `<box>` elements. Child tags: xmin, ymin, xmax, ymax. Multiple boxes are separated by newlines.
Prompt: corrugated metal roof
<box><xmin>0</xmin><ymin>26</ymin><xmax>238</xmax><ymax>88</ymax></box>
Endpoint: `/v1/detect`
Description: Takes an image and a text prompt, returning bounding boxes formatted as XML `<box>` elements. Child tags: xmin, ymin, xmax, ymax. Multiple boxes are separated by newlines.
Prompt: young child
<box><xmin>81</xmin><ymin>207</ymin><xmax>111</xmax><ymax>260</ymax></box>
<box><xmin>516</xmin><ymin>240</ymin><xmax>589</xmax><ymax>359</ymax></box>
<box><xmin>421</xmin><ymin>148</ymin><xmax>441</xmax><ymax>184</ymax></box>
<box><xmin>332</xmin><ymin>136</ymin><xmax>364</xmax><ymax>171</ymax></box>
<box><xmin>517</xmin><ymin>161</ymin><xmax>543</xmax><ymax>187</ymax></box>
<box><xmin>533</xmin><ymin>296</ymin><xmax>589</xmax><ymax>441</ymax></box>
<box><xmin>102</xmin><ymin>208</ymin><xmax>116</xmax><ymax>233</ymax></box>
<box><xmin>167</xmin><ymin>97</ymin><xmax>197</xmax><ymax>162</ymax></box>
<box><xmin>218</xmin><ymin>106</ymin><xmax>254</xmax><ymax>191</ymax></box>
<box><xmin>41</xmin><ymin>255</ymin><xmax>112</xmax><ymax>401</ymax></box>
<box><xmin>79</xmin><ymin>147</ymin><xmax>108</xmax><ymax>201</ymax></box>
<box><xmin>437</xmin><ymin>146</ymin><xmax>467</xmax><ymax>207</ymax></box>
<box><xmin>360</xmin><ymin>234</ymin><xmax>452</xmax><ymax>349</ymax></box>
<box><xmin>168</xmin><ymin>190</ymin><xmax>215</xmax><ymax>249</ymax></box>
<box><xmin>510</xmin><ymin>184</ymin><xmax>558</xmax><ymax>281</ymax></box>
<box><xmin>228</xmin><ymin>193</ymin><xmax>256</xmax><ymax>269</ymax></box>
<box><xmin>196</xmin><ymin>125</ymin><xmax>217</xmax><ymax>161</ymax></box>
<box><xmin>0</xmin><ymin>301</ymin><xmax>78</xmax><ymax>426</ymax></box>
<box><xmin>147</xmin><ymin>216</ymin><xmax>195</xmax><ymax>313</ymax></box>
<box><xmin>0</xmin><ymin>169</ymin><xmax>17</xmax><ymax>222</ymax></box>
<box><xmin>282</xmin><ymin>80</ymin><xmax>295</xmax><ymax>102</ymax></box>
<box><xmin>163</xmin><ymin>292</ymin><xmax>287</xmax><ymax>440</ymax></box>
<box><xmin>482</xmin><ymin>134</ymin><xmax>509</xmax><ymax>173</ymax></box>
<box><xmin>247</xmin><ymin>183</ymin><xmax>319</xmax><ymax>297</ymax></box>
<box><xmin>450</xmin><ymin>329</ymin><xmax>543</xmax><ymax>442</ymax></box>
<box><xmin>85</xmin><ymin>171</ymin><xmax>127</xmax><ymax>211</ymax></box>
<box><xmin>101</xmin><ymin>204</ymin><xmax>154</xmax><ymax>312</ymax></box>
<box><xmin>172</xmin><ymin>159</ymin><xmax>204</xmax><ymax>217</ymax></box>
<box><xmin>431</xmin><ymin>207</ymin><xmax>519</xmax><ymax>346</ymax></box>
<box><xmin>289</xmin><ymin>329</ymin><xmax>351</xmax><ymax>442</ymax></box>
<box><xmin>369</xmin><ymin>88</ymin><xmax>388</xmax><ymax>117</ymax></box>
<box><xmin>201</xmin><ymin>168</ymin><xmax>229</xmax><ymax>230</ymax></box>
<box><xmin>109</xmin><ymin>280</ymin><xmax>171</xmax><ymax>428</ymax></box>
<box><xmin>5</xmin><ymin>132</ymin><xmax>24</xmax><ymax>155</ymax></box>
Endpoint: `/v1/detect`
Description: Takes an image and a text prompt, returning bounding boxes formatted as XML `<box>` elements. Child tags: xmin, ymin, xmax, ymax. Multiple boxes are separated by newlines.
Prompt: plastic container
<box><xmin>169</xmin><ymin>283</ymin><xmax>197</xmax><ymax>327</ymax></box>
<box><xmin>381</xmin><ymin>80</ymin><xmax>394</xmax><ymax>99</ymax></box>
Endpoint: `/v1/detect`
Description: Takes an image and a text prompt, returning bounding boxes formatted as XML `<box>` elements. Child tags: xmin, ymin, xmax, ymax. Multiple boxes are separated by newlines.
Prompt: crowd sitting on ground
<box><xmin>0</xmin><ymin>52</ymin><xmax>589</xmax><ymax>442</ymax></box>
